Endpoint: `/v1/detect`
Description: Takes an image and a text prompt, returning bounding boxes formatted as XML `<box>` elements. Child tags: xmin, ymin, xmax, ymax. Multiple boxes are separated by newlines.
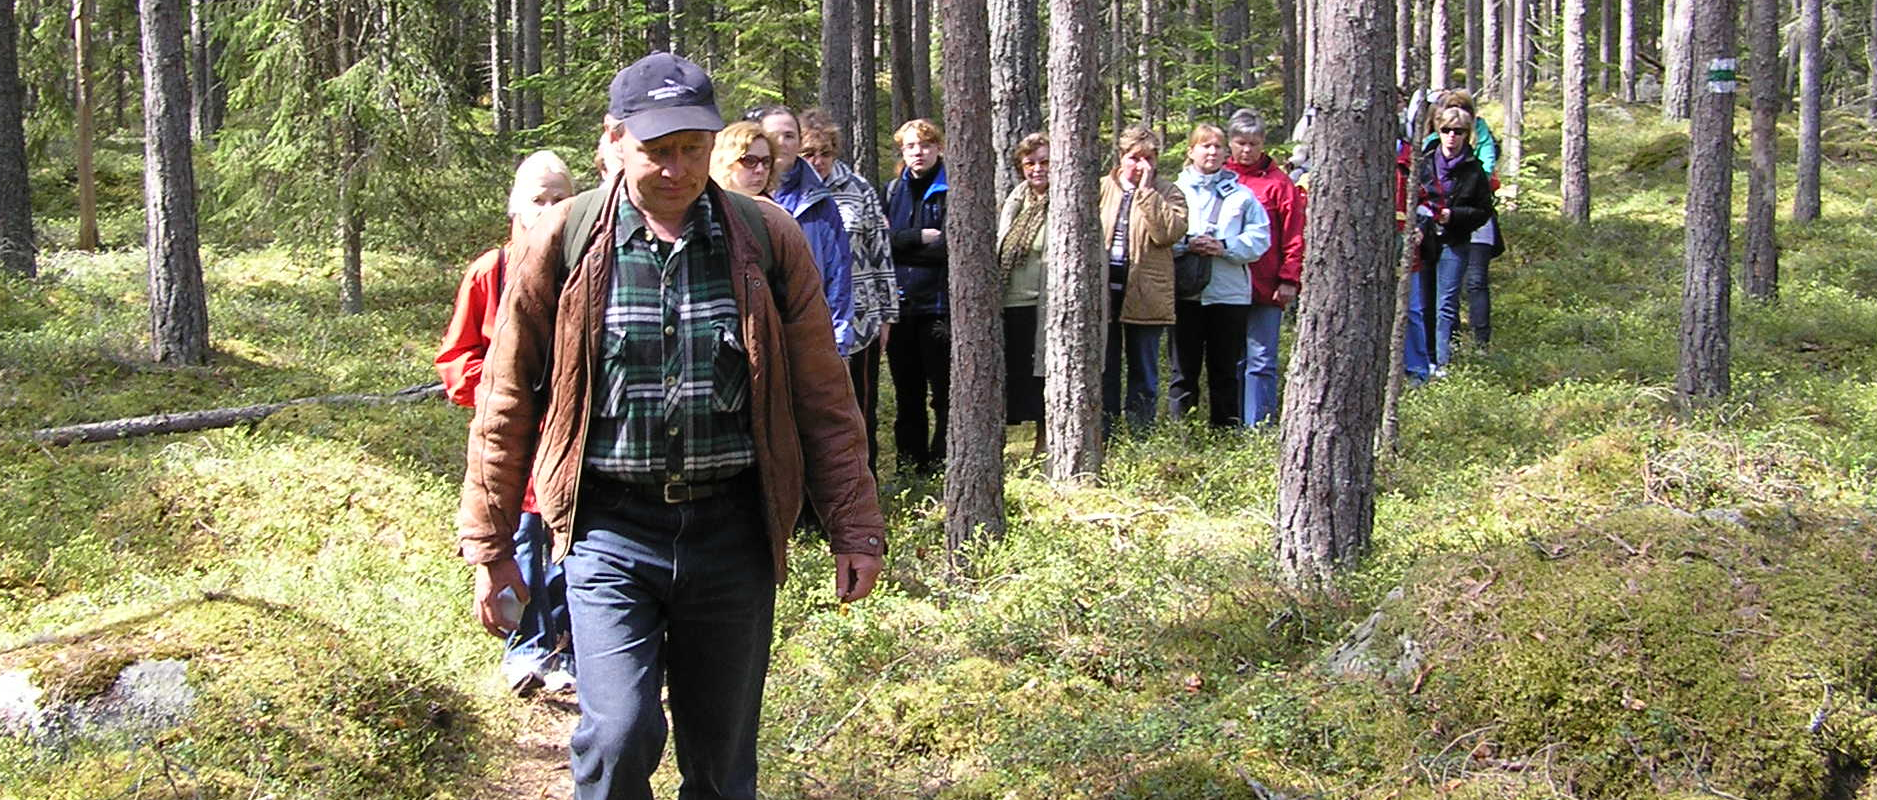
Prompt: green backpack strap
<box><xmin>559</xmin><ymin>186</ymin><xmax>609</xmax><ymax>280</ymax></box>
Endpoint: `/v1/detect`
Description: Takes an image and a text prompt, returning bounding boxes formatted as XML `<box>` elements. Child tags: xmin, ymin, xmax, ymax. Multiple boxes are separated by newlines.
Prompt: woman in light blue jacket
<box><xmin>1168</xmin><ymin>122</ymin><xmax>1272</xmax><ymax>428</ymax></box>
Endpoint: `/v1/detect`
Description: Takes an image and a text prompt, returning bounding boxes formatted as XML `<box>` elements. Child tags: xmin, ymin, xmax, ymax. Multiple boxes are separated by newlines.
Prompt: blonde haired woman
<box><xmin>1169</xmin><ymin>123</ymin><xmax>1272</xmax><ymax>428</ymax></box>
<box><xmin>709</xmin><ymin>121</ymin><xmax>778</xmax><ymax>197</ymax></box>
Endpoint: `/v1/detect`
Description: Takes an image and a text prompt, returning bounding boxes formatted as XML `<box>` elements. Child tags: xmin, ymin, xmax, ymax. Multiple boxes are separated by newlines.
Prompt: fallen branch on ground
<box><xmin>24</xmin><ymin>382</ymin><xmax>445</xmax><ymax>447</ymax></box>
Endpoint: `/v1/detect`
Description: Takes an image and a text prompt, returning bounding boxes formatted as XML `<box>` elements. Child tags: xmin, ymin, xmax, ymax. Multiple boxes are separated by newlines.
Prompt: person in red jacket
<box><xmin>435</xmin><ymin>150</ymin><xmax>576</xmax><ymax>695</ymax></box>
<box><xmin>1223</xmin><ymin>109</ymin><xmax>1305</xmax><ymax>427</ymax></box>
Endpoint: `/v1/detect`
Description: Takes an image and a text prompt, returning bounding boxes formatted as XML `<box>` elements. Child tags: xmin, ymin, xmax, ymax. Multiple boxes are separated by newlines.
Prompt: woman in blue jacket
<box><xmin>1169</xmin><ymin>122</ymin><xmax>1272</xmax><ymax>428</ymax></box>
<box><xmin>750</xmin><ymin>105</ymin><xmax>858</xmax><ymax>357</ymax></box>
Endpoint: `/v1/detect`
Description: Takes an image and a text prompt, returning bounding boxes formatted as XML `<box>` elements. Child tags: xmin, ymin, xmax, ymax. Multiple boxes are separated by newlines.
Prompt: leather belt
<box><xmin>585</xmin><ymin>469</ymin><xmax>750</xmax><ymax>505</ymax></box>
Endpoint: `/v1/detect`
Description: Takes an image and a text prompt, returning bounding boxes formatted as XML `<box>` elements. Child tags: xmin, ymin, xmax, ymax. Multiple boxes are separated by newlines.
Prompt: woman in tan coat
<box><xmin>1098</xmin><ymin>125</ymin><xmax>1189</xmax><ymax>435</ymax></box>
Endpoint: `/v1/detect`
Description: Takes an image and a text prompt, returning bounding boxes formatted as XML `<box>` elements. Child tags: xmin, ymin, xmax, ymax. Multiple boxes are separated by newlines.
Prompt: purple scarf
<box><xmin>1432</xmin><ymin>147</ymin><xmax>1466</xmax><ymax>199</ymax></box>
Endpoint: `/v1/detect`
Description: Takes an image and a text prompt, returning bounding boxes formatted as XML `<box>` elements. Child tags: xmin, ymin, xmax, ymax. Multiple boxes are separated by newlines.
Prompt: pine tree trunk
<box><xmin>1483</xmin><ymin>0</ymin><xmax>1500</xmax><ymax>96</ymax></box>
<box><xmin>490</xmin><ymin>0</ymin><xmax>506</xmax><ymax>134</ymax></box>
<box><xmin>1744</xmin><ymin>0</ymin><xmax>1778</xmax><ymax>301</ymax></box>
<box><xmin>1661</xmin><ymin>0</ymin><xmax>1691</xmax><ymax>119</ymax></box>
<box><xmin>1561</xmin><ymin>0</ymin><xmax>1589</xmax><ymax>221</ymax></box>
<box><xmin>1677</xmin><ymin>0</ymin><xmax>1734</xmax><ymax>402</ymax></box>
<box><xmin>1597</xmin><ymin>0</ymin><xmax>1611</xmax><ymax>93</ymax></box>
<box><xmin>648</xmin><ymin>0</ymin><xmax>670</xmax><ymax>53</ymax></box>
<box><xmin>188</xmin><ymin>0</ymin><xmax>224</xmax><ymax>143</ymax></box>
<box><xmin>508</xmin><ymin>0</ymin><xmax>522</xmax><ymax>130</ymax></box>
<box><xmin>110</xmin><ymin>13</ymin><xmax>126</xmax><ymax>131</ymax></box>
<box><xmin>139</xmin><ymin>0</ymin><xmax>209</xmax><ymax>365</ymax></box>
<box><xmin>1113</xmin><ymin>0</ymin><xmax>1129</xmax><ymax>124</ymax></box>
<box><xmin>939</xmin><ymin>0</ymin><xmax>1006</xmax><ymax>566</ymax></box>
<box><xmin>1382</xmin><ymin>38</ymin><xmax>1423</xmax><ymax>454</ymax></box>
<box><xmin>1465</xmin><ymin>0</ymin><xmax>1482</xmax><ymax>92</ymax></box>
<box><xmin>519</xmin><ymin>0</ymin><xmax>541</xmax><ymax>129</ymax></box>
<box><xmin>912</xmin><ymin>0</ymin><xmax>933</xmax><ymax>119</ymax></box>
<box><xmin>1301</xmin><ymin>0</ymin><xmax>1316</xmax><ymax>109</ymax></box>
<box><xmin>1868</xmin><ymin>0</ymin><xmax>1877</xmax><ymax>126</ymax></box>
<box><xmin>853</xmin><ymin>0</ymin><xmax>880</xmax><ymax>181</ymax></box>
<box><xmin>990</xmin><ymin>0</ymin><xmax>1040</xmax><ymax>199</ymax></box>
<box><xmin>1281</xmin><ymin>0</ymin><xmax>1299</xmax><ymax>128</ymax></box>
<box><xmin>1140</xmin><ymin>0</ymin><xmax>1162</xmax><ymax>130</ymax></box>
<box><xmin>1619</xmin><ymin>0</ymin><xmax>1635</xmax><ymax>100</ymax></box>
<box><xmin>337</xmin><ymin>123</ymin><xmax>365</xmax><ymax>315</ymax></box>
<box><xmin>890</xmin><ymin>0</ymin><xmax>916</xmax><ymax>123</ymax></box>
<box><xmin>1397</xmin><ymin>0</ymin><xmax>1413</xmax><ymax>94</ymax></box>
<box><xmin>1792</xmin><ymin>0</ymin><xmax>1820</xmax><ymax>223</ymax></box>
<box><xmin>1277</xmin><ymin>0</ymin><xmax>1395</xmax><ymax>588</ymax></box>
<box><xmin>1431</xmin><ymin>0</ymin><xmax>1450</xmax><ymax>89</ymax></box>
<box><xmin>74</xmin><ymin>0</ymin><xmax>99</xmax><ymax>251</ymax></box>
<box><xmin>0</xmin><ymin>0</ymin><xmax>34</xmax><ymax>278</ymax></box>
<box><xmin>1502</xmin><ymin>0</ymin><xmax>1524</xmax><ymax>196</ymax></box>
<box><xmin>1043</xmin><ymin>0</ymin><xmax>1103</xmax><ymax>482</ymax></box>
<box><xmin>820</xmin><ymin>0</ymin><xmax>854</xmax><ymax>156</ymax></box>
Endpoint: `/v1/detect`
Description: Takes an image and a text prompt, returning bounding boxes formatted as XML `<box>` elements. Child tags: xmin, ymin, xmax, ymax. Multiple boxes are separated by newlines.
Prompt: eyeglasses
<box><xmin>736</xmin><ymin>154</ymin><xmax>771</xmax><ymax>170</ymax></box>
<box><xmin>1439</xmin><ymin>127</ymin><xmax>1468</xmax><ymax>135</ymax></box>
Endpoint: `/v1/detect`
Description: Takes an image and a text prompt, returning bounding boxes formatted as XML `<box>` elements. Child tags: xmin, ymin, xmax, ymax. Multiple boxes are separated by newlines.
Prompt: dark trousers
<box><xmin>563</xmin><ymin>478</ymin><xmax>774</xmax><ymax>800</ymax></box>
<box><xmin>847</xmin><ymin>336</ymin><xmax>884</xmax><ymax>475</ymax></box>
<box><xmin>1102</xmin><ymin>309</ymin><xmax>1167</xmax><ymax>437</ymax></box>
<box><xmin>1169</xmin><ymin>299</ymin><xmax>1250</xmax><ymax>427</ymax></box>
<box><xmin>885</xmin><ymin>312</ymin><xmax>951</xmax><ymax>473</ymax></box>
<box><xmin>1464</xmin><ymin>242</ymin><xmax>1493</xmax><ymax>346</ymax></box>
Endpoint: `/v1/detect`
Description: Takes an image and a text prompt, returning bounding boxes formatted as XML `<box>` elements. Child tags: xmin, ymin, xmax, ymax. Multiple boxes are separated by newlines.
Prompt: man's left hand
<box><xmin>1275</xmin><ymin>282</ymin><xmax>1299</xmax><ymax>305</ymax></box>
<box><xmin>834</xmin><ymin>552</ymin><xmax>885</xmax><ymax>603</ymax></box>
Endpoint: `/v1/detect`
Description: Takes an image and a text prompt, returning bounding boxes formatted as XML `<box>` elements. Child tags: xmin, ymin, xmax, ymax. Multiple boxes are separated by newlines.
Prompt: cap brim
<box><xmin>623</xmin><ymin>105</ymin><xmax>725</xmax><ymax>141</ymax></box>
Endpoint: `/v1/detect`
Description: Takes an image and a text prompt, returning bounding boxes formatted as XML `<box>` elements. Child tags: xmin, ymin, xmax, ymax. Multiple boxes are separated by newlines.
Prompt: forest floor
<box><xmin>5</xmin><ymin>101</ymin><xmax>1877</xmax><ymax>799</ymax></box>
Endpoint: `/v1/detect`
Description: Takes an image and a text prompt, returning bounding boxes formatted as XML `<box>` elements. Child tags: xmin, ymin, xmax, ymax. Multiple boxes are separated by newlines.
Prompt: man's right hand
<box><xmin>474</xmin><ymin>559</ymin><xmax>530</xmax><ymax>637</ymax></box>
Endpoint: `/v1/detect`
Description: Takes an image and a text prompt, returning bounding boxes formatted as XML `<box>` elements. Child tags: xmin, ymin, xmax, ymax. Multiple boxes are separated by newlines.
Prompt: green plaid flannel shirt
<box><xmin>584</xmin><ymin>191</ymin><xmax>755</xmax><ymax>484</ymax></box>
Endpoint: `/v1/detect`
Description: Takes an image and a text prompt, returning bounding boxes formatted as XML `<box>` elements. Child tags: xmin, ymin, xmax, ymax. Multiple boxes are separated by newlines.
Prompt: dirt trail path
<box><xmin>472</xmin><ymin>694</ymin><xmax>579</xmax><ymax>799</ymax></box>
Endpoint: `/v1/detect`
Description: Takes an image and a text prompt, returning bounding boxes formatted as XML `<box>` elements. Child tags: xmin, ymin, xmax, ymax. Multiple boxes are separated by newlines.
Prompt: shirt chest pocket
<box><xmin>596</xmin><ymin>323</ymin><xmax>652</xmax><ymax>420</ymax></box>
<box><xmin>711</xmin><ymin>321</ymin><xmax>750</xmax><ymax>415</ymax></box>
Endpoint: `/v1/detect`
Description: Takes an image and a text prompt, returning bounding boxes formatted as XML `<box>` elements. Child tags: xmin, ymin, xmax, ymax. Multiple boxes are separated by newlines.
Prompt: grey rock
<box><xmin>1</xmin><ymin>659</ymin><xmax>195</xmax><ymax>746</ymax></box>
<box><xmin>1700</xmin><ymin>508</ymin><xmax>1752</xmax><ymax>529</ymax></box>
<box><xmin>1323</xmin><ymin>588</ymin><xmax>1423</xmax><ymax>685</ymax></box>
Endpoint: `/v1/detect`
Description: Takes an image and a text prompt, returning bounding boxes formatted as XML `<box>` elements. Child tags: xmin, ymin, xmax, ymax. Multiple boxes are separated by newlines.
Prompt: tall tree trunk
<box><xmin>1619</xmin><ymin>0</ymin><xmax>1635</xmax><ymax>100</ymax></box>
<box><xmin>1465</xmin><ymin>0</ymin><xmax>1482</xmax><ymax>92</ymax></box>
<box><xmin>1397</xmin><ymin>0</ymin><xmax>1413</xmax><ymax>95</ymax></box>
<box><xmin>940</xmin><ymin>0</ymin><xmax>1005</xmax><ymax>565</ymax></box>
<box><xmin>508</xmin><ymin>0</ymin><xmax>522</xmax><ymax>130</ymax></box>
<box><xmin>1744</xmin><ymin>0</ymin><xmax>1778</xmax><ymax>301</ymax></box>
<box><xmin>490</xmin><ymin>0</ymin><xmax>506</xmax><ymax>134</ymax></box>
<box><xmin>912</xmin><ymin>0</ymin><xmax>933</xmax><ymax>119</ymax></box>
<box><xmin>1502</xmin><ymin>0</ymin><xmax>1525</xmax><ymax>196</ymax></box>
<box><xmin>188</xmin><ymin>0</ymin><xmax>224</xmax><ymax>143</ymax></box>
<box><xmin>1431</xmin><ymin>0</ymin><xmax>1450</xmax><ymax>89</ymax></box>
<box><xmin>139</xmin><ymin>0</ymin><xmax>209</xmax><ymax>364</ymax></box>
<box><xmin>1677</xmin><ymin>0</ymin><xmax>1735</xmax><ymax>402</ymax></box>
<box><xmin>821</xmin><ymin>0</ymin><xmax>854</xmax><ymax>157</ymax></box>
<box><xmin>1597</xmin><ymin>0</ymin><xmax>1611</xmax><ymax>93</ymax></box>
<box><xmin>854</xmin><ymin>0</ymin><xmax>880</xmax><ymax>181</ymax></box>
<box><xmin>1792</xmin><ymin>0</ymin><xmax>1820</xmax><ymax>223</ymax></box>
<box><xmin>1277</xmin><ymin>0</ymin><xmax>1394</xmax><ymax>587</ymax></box>
<box><xmin>337</xmin><ymin>123</ymin><xmax>365</xmax><ymax>314</ymax></box>
<box><xmin>1301</xmin><ymin>0</ymin><xmax>1316</xmax><ymax>109</ymax></box>
<box><xmin>1382</xmin><ymin>30</ymin><xmax>1424</xmax><ymax>454</ymax></box>
<box><xmin>890</xmin><ymin>0</ymin><xmax>916</xmax><ymax>123</ymax></box>
<box><xmin>519</xmin><ymin>0</ymin><xmax>542</xmax><ymax>129</ymax></box>
<box><xmin>1483</xmin><ymin>0</ymin><xmax>1500</xmax><ymax>96</ymax></box>
<box><xmin>1868</xmin><ymin>0</ymin><xmax>1877</xmax><ymax>126</ymax></box>
<box><xmin>74</xmin><ymin>0</ymin><xmax>99</xmax><ymax>251</ymax></box>
<box><xmin>1043</xmin><ymin>0</ymin><xmax>1103</xmax><ymax>482</ymax></box>
<box><xmin>0</xmin><ymin>0</ymin><xmax>34</xmax><ymax>278</ymax></box>
<box><xmin>1661</xmin><ymin>0</ymin><xmax>1691</xmax><ymax>119</ymax></box>
<box><xmin>1561</xmin><ymin>0</ymin><xmax>1589</xmax><ymax>221</ymax></box>
<box><xmin>648</xmin><ymin>0</ymin><xmax>670</xmax><ymax>53</ymax></box>
<box><xmin>110</xmin><ymin>10</ymin><xmax>126</xmax><ymax>131</ymax></box>
<box><xmin>1281</xmin><ymin>0</ymin><xmax>1299</xmax><ymax>129</ymax></box>
<box><xmin>990</xmin><ymin>0</ymin><xmax>1040</xmax><ymax>199</ymax></box>
<box><xmin>1140</xmin><ymin>0</ymin><xmax>1162</xmax><ymax>130</ymax></box>
<box><xmin>1112</xmin><ymin>0</ymin><xmax>1127</xmax><ymax>125</ymax></box>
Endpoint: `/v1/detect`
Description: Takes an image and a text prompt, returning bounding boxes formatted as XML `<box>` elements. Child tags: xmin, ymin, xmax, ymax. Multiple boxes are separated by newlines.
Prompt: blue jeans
<box><xmin>1239</xmin><ymin>304</ymin><xmax>1285</xmax><ymax>427</ymax></box>
<box><xmin>563</xmin><ymin>476</ymin><xmax>775</xmax><ymax>800</ymax></box>
<box><xmin>1404</xmin><ymin>271</ymin><xmax>1432</xmax><ymax>381</ymax></box>
<box><xmin>1102</xmin><ymin>312</ymin><xmax>1167</xmax><ymax>436</ymax></box>
<box><xmin>505</xmin><ymin>511</ymin><xmax>573</xmax><ymax>676</ymax></box>
<box><xmin>1432</xmin><ymin>245</ymin><xmax>1465</xmax><ymax>366</ymax></box>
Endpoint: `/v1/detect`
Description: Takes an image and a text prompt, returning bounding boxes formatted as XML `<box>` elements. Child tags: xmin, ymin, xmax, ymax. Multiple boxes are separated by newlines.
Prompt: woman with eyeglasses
<box><xmin>995</xmin><ymin>131</ymin><xmax>1052</xmax><ymax>453</ymax></box>
<box><xmin>1414</xmin><ymin>106</ymin><xmax>1501</xmax><ymax>376</ymax></box>
<box><xmin>710</xmin><ymin>121</ymin><xmax>780</xmax><ymax>198</ymax></box>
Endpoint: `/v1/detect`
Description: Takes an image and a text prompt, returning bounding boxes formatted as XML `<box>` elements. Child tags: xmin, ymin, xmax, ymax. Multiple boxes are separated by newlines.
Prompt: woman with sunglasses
<box><xmin>1414</xmin><ymin>106</ymin><xmax>1501</xmax><ymax>376</ymax></box>
<box><xmin>710</xmin><ymin>121</ymin><xmax>780</xmax><ymax>198</ymax></box>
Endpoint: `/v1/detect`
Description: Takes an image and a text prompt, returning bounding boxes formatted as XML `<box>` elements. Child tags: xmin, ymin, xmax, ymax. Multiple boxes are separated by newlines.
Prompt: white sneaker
<box><xmin>541</xmin><ymin>666</ymin><xmax>577</xmax><ymax>695</ymax></box>
<box><xmin>1430</xmin><ymin>365</ymin><xmax>1450</xmax><ymax>380</ymax></box>
<box><xmin>500</xmin><ymin>658</ymin><xmax>544</xmax><ymax>696</ymax></box>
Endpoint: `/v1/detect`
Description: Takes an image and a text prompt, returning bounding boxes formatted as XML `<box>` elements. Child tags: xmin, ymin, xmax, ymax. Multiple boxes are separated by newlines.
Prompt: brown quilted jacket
<box><xmin>455</xmin><ymin>180</ymin><xmax>886</xmax><ymax>583</ymax></box>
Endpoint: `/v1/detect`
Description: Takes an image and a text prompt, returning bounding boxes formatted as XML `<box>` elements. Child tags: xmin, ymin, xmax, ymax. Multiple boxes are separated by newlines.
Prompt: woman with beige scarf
<box><xmin>995</xmin><ymin>132</ymin><xmax>1052</xmax><ymax>454</ymax></box>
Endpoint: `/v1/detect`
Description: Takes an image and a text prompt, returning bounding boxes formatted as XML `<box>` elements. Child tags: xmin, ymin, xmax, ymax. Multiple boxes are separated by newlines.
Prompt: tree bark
<box><xmin>1744</xmin><ymin>0</ymin><xmax>1778</xmax><ymax>301</ymax></box>
<box><xmin>1276</xmin><ymin>0</ymin><xmax>1395</xmax><ymax>587</ymax></box>
<box><xmin>1561</xmin><ymin>0</ymin><xmax>1589</xmax><ymax>222</ymax></box>
<box><xmin>1398</xmin><ymin>0</ymin><xmax>1413</xmax><ymax>89</ymax></box>
<box><xmin>0</xmin><ymin>0</ymin><xmax>34</xmax><ymax>278</ymax></box>
<box><xmin>1465</xmin><ymin>0</ymin><xmax>1482</xmax><ymax>93</ymax></box>
<box><xmin>1112</xmin><ymin>0</ymin><xmax>1127</xmax><ymax>125</ymax></box>
<box><xmin>140</xmin><ymin>0</ymin><xmax>210</xmax><ymax>365</ymax></box>
<box><xmin>74</xmin><ymin>0</ymin><xmax>99</xmax><ymax>251</ymax></box>
<box><xmin>189</xmin><ymin>0</ymin><xmax>225</xmax><ymax>143</ymax></box>
<box><xmin>1431</xmin><ymin>0</ymin><xmax>1450</xmax><ymax>90</ymax></box>
<box><xmin>820</xmin><ymin>0</ymin><xmax>854</xmax><ymax>157</ymax></box>
<box><xmin>490</xmin><ymin>0</ymin><xmax>506</xmax><ymax>134</ymax></box>
<box><xmin>912</xmin><ymin>0</ymin><xmax>933</xmax><ymax>119</ymax></box>
<box><xmin>1281</xmin><ymin>0</ymin><xmax>1299</xmax><ymax>129</ymax></box>
<box><xmin>1382</xmin><ymin>39</ymin><xmax>1424</xmax><ymax>454</ymax></box>
<box><xmin>990</xmin><ymin>0</ymin><xmax>1041</xmax><ymax>199</ymax></box>
<box><xmin>1792</xmin><ymin>0</ymin><xmax>1820</xmax><ymax>223</ymax></box>
<box><xmin>1597</xmin><ymin>0</ymin><xmax>1611</xmax><ymax>93</ymax></box>
<box><xmin>853</xmin><ymin>0</ymin><xmax>880</xmax><ymax>181</ymax></box>
<box><xmin>890</xmin><ymin>0</ymin><xmax>916</xmax><ymax>124</ymax></box>
<box><xmin>1868</xmin><ymin>0</ymin><xmax>1877</xmax><ymax>126</ymax></box>
<box><xmin>337</xmin><ymin>122</ymin><xmax>365</xmax><ymax>314</ymax></box>
<box><xmin>1043</xmin><ymin>0</ymin><xmax>1103</xmax><ymax>482</ymax></box>
<box><xmin>1140</xmin><ymin>0</ymin><xmax>1162</xmax><ymax>130</ymax></box>
<box><xmin>29</xmin><ymin>384</ymin><xmax>445</xmax><ymax>447</ymax></box>
<box><xmin>648</xmin><ymin>0</ymin><xmax>671</xmax><ymax>53</ymax></box>
<box><xmin>1619</xmin><ymin>0</ymin><xmax>1634</xmax><ymax>100</ymax></box>
<box><xmin>939</xmin><ymin>0</ymin><xmax>1006</xmax><ymax>565</ymax></box>
<box><xmin>519</xmin><ymin>0</ymin><xmax>542</xmax><ymax>129</ymax></box>
<box><xmin>1677</xmin><ymin>0</ymin><xmax>1735</xmax><ymax>403</ymax></box>
<box><xmin>1483</xmin><ymin>0</ymin><xmax>1500</xmax><ymax>96</ymax></box>
<box><xmin>1661</xmin><ymin>0</ymin><xmax>1691</xmax><ymax>119</ymax></box>
<box><xmin>1502</xmin><ymin>0</ymin><xmax>1524</xmax><ymax>195</ymax></box>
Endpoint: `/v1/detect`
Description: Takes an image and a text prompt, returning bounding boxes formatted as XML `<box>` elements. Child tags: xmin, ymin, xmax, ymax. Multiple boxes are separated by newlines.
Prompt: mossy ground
<box><xmin>4</xmin><ymin>101</ymin><xmax>1877</xmax><ymax>798</ymax></box>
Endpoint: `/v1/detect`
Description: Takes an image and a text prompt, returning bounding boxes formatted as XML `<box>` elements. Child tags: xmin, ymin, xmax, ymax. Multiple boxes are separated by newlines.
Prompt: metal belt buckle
<box><xmin>662</xmin><ymin>482</ymin><xmax>690</xmax><ymax>503</ymax></box>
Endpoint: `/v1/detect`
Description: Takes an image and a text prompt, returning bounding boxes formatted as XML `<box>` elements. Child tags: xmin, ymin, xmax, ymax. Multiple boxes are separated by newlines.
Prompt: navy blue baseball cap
<box><xmin>607</xmin><ymin>53</ymin><xmax>724</xmax><ymax>141</ymax></box>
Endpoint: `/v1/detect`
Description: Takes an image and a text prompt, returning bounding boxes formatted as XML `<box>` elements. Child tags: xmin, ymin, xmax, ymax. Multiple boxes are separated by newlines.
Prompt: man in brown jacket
<box><xmin>455</xmin><ymin>53</ymin><xmax>886</xmax><ymax>800</ymax></box>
